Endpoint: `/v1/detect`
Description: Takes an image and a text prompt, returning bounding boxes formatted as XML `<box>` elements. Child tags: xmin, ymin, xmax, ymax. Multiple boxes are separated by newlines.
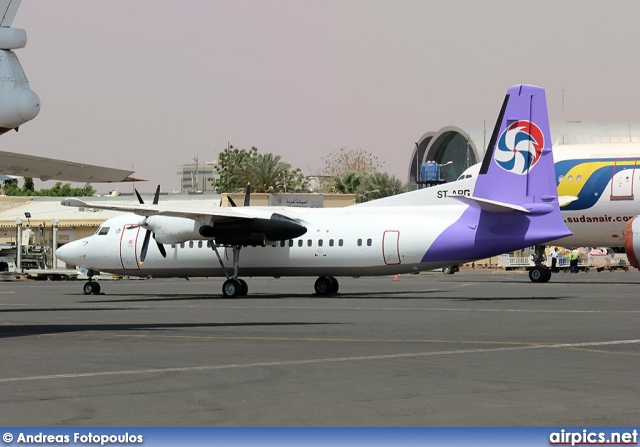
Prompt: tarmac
<box><xmin>1</xmin><ymin>269</ymin><xmax>639</xmax><ymax>426</ymax></box>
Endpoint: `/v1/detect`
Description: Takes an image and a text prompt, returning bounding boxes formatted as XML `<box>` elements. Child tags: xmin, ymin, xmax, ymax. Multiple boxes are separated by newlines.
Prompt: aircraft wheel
<box><xmin>528</xmin><ymin>266</ymin><xmax>547</xmax><ymax>283</ymax></box>
<box><xmin>238</xmin><ymin>279</ymin><xmax>248</xmax><ymax>296</ymax></box>
<box><xmin>83</xmin><ymin>281</ymin><xmax>101</xmax><ymax>295</ymax></box>
<box><xmin>542</xmin><ymin>267</ymin><xmax>552</xmax><ymax>283</ymax></box>
<box><xmin>328</xmin><ymin>276</ymin><xmax>339</xmax><ymax>294</ymax></box>
<box><xmin>314</xmin><ymin>277</ymin><xmax>333</xmax><ymax>295</ymax></box>
<box><xmin>222</xmin><ymin>279</ymin><xmax>241</xmax><ymax>298</ymax></box>
<box><xmin>443</xmin><ymin>266</ymin><xmax>453</xmax><ymax>274</ymax></box>
<box><xmin>83</xmin><ymin>282</ymin><xmax>94</xmax><ymax>295</ymax></box>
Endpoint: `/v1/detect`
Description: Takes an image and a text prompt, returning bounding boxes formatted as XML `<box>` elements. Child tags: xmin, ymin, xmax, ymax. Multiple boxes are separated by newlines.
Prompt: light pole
<box><xmin>52</xmin><ymin>218</ymin><xmax>59</xmax><ymax>269</ymax></box>
<box><xmin>15</xmin><ymin>217</ymin><xmax>22</xmax><ymax>271</ymax></box>
<box><xmin>192</xmin><ymin>156</ymin><xmax>199</xmax><ymax>193</ymax></box>
<box><xmin>438</xmin><ymin>161</ymin><xmax>453</xmax><ymax>181</ymax></box>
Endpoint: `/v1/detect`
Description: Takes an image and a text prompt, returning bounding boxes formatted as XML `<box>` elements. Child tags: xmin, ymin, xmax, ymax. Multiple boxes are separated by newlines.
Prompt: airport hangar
<box><xmin>409</xmin><ymin>121</ymin><xmax>640</xmax><ymax>188</ymax></box>
<box><xmin>1</xmin><ymin>121</ymin><xmax>639</xmax><ymax>253</ymax></box>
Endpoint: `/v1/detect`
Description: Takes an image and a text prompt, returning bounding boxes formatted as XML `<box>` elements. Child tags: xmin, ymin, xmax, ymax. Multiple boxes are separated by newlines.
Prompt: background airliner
<box><xmin>0</xmin><ymin>0</ymin><xmax>139</xmax><ymax>183</ymax></box>
<box><xmin>57</xmin><ymin>84</ymin><xmax>572</xmax><ymax>297</ymax></box>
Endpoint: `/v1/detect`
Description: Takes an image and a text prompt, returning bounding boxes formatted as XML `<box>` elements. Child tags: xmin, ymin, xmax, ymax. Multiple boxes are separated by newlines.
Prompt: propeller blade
<box><xmin>140</xmin><ymin>229</ymin><xmax>152</xmax><ymax>263</ymax></box>
<box><xmin>135</xmin><ymin>188</ymin><xmax>164</xmax><ymax>263</ymax></box>
<box><xmin>152</xmin><ymin>183</ymin><xmax>161</xmax><ymax>205</ymax></box>
<box><xmin>156</xmin><ymin>241</ymin><xmax>167</xmax><ymax>258</ymax></box>
<box><xmin>134</xmin><ymin>188</ymin><xmax>144</xmax><ymax>204</ymax></box>
<box><xmin>228</xmin><ymin>196</ymin><xmax>237</xmax><ymax>207</ymax></box>
<box><xmin>244</xmin><ymin>182</ymin><xmax>251</xmax><ymax>207</ymax></box>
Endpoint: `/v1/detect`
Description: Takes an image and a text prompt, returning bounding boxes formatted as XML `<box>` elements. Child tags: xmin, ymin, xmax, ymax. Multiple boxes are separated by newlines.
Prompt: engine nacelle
<box><xmin>199</xmin><ymin>213</ymin><xmax>307</xmax><ymax>245</ymax></box>
<box><xmin>623</xmin><ymin>217</ymin><xmax>640</xmax><ymax>269</ymax></box>
<box><xmin>0</xmin><ymin>50</ymin><xmax>40</xmax><ymax>132</ymax></box>
<box><xmin>146</xmin><ymin>215</ymin><xmax>204</xmax><ymax>245</ymax></box>
<box><xmin>0</xmin><ymin>28</ymin><xmax>27</xmax><ymax>50</ymax></box>
<box><xmin>146</xmin><ymin>213</ymin><xmax>307</xmax><ymax>246</ymax></box>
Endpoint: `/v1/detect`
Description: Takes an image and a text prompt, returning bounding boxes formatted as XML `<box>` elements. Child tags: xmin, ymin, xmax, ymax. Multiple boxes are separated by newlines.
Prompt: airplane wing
<box><xmin>0</xmin><ymin>0</ymin><xmax>21</xmax><ymax>27</ymax></box>
<box><xmin>61</xmin><ymin>197</ymin><xmax>309</xmax><ymax>245</ymax></box>
<box><xmin>61</xmin><ymin>198</ymin><xmax>275</xmax><ymax>222</ymax></box>
<box><xmin>0</xmin><ymin>150</ymin><xmax>142</xmax><ymax>182</ymax></box>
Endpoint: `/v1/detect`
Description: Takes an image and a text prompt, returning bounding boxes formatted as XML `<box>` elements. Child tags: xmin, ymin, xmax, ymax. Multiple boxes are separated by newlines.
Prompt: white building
<box><xmin>177</xmin><ymin>160</ymin><xmax>218</xmax><ymax>193</ymax></box>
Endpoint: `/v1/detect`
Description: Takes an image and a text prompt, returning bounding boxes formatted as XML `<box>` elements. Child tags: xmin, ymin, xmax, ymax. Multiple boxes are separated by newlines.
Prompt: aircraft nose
<box><xmin>56</xmin><ymin>239</ymin><xmax>88</xmax><ymax>265</ymax></box>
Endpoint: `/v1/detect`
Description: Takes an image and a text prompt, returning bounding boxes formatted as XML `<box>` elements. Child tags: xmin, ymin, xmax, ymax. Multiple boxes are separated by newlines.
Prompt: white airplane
<box><xmin>0</xmin><ymin>0</ymin><xmax>139</xmax><ymax>183</ymax></box>
<box><xmin>56</xmin><ymin>84</ymin><xmax>572</xmax><ymax>296</ymax></box>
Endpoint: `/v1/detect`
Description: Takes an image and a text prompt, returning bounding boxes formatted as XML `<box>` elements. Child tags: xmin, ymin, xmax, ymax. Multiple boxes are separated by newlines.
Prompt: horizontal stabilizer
<box><xmin>558</xmin><ymin>196</ymin><xmax>578</xmax><ymax>207</ymax></box>
<box><xmin>450</xmin><ymin>194</ymin><xmax>529</xmax><ymax>213</ymax></box>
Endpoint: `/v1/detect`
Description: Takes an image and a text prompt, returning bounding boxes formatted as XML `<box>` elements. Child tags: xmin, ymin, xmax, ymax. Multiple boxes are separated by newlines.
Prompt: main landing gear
<box><xmin>314</xmin><ymin>276</ymin><xmax>339</xmax><ymax>295</ymax></box>
<box><xmin>222</xmin><ymin>278</ymin><xmax>248</xmax><ymax>298</ymax></box>
<box><xmin>82</xmin><ymin>270</ymin><xmax>101</xmax><ymax>295</ymax></box>
<box><xmin>528</xmin><ymin>245</ymin><xmax>552</xmax><ymax>283</ymax></box>
<box><xmin>211</xmin><ymin>244</ymin><xmax>249</xmax><ymax>298</ymax></box>
<box><xmin>528</xmin><ymin>265</ymin><xmax>551</xmax><ymax>283</ymax></box>
<box><xmin>209</xmin><ymin>242</ymin><xmax>341</xmax><ymax>297</ymax></box>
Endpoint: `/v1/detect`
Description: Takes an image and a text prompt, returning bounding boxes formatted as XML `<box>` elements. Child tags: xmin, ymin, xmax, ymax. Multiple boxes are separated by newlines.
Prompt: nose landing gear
<box><xmin>82</xmin><ymin>270</ymin><xmax>101</xmax><ymax>295</ymax></box>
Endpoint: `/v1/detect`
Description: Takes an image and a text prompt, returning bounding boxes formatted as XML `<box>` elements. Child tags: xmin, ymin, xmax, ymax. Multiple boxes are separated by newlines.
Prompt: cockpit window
<box><xmin>97</xmin><ymin>227</ymin><xmax>110</xmax><ymax>236</ymax></box>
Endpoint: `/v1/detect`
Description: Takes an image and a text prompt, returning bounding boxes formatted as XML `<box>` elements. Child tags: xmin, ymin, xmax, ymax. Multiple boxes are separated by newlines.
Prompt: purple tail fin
<box><xmin>474</xmin><ymin>84</ymin><xmax>556</xmax><ymax>205</ymax></box>
<box><xmin>422</xmin><ymin>84</ymin><xmax>571</xmax><ymax>264</ymax></box>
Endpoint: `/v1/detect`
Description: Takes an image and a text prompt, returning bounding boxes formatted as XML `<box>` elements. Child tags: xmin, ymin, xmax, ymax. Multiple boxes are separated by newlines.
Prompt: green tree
<box><xmin>332</xmin><ymin>171</ymin><xmax>363</xmax><ymax>194</ymax></box>
<box><xmin>2</xmin><ymin>178</ymin><xmax>19</xmax><ymax>195</ymax></box>
<box><xmin>355</xmin><ymin>172</ymin><xmax>408</xmax><ymax>203</ymax></box>
<box><xmin>280</xmin><ymin>167</ymin><xmax>310</xmax><ymax>193</ymax></box>
<box><xmin>1</xmin><ymin>177</ymin><xmax>95</xmax><ymax>196</ymax></box>
<box><xmin>212</xmin><ymin>146</ymin><xmax>258</xmax><ymax>193</ymax></box>
<box><xmin>23</xmin><ymin>177</ymin><xmax>35</xmax><ymax>193</ymax></box>
<box><xmin>212</xmin><ymin>146</ymin><xmax>309</xmax><ymax>193</ymax></box>
<box><xmin>241</xmin><ymin>153</ymin><xmax>291</xmax><ymax>193</ymax></box>
<box><xmin>241</xmin><ymin>153</ymin><xmax>309</xmax><ymax>193</ymax></box>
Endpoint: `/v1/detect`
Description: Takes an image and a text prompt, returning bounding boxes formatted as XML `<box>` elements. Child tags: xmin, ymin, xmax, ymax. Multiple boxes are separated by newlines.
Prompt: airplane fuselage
<box><xmin>62</xmin><ymin>200</ymin><xmax>559</xmax><ymax>279</ymax></box>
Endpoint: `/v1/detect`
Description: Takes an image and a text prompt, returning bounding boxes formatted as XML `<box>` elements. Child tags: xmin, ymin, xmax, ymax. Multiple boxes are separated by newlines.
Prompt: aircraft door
<box><xmin>382</xmin><ymin>230</ymin><xmax>401</xmax><ymax>265</ymax></box>
<box><xmin>610</xmin><ymin>159</ymin><xmax>637</xmax><ymax>200</ymax></box>
<box><xmin>120</xmin><ymin>224</ymin><xmax>141</xmax><ymax>270</ymax></box>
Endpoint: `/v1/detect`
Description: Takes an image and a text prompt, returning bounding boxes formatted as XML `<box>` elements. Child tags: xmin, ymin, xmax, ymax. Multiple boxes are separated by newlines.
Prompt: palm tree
<box><xmin>241</xmin><ymin>153</ymin><xmax>291</xmax><ymax>193</ymax></box>
<box><xmin>332</xmin><ymin>172</ymin><xmax>362</xmax><ymax>194</ymax></box>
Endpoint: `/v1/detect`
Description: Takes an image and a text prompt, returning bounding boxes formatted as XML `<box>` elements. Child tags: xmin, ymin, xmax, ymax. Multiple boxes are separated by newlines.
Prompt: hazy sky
<box><xmin>5</xmin><ymin>0</ymin><xmax>640</xmax><ymax>192</ymax></box>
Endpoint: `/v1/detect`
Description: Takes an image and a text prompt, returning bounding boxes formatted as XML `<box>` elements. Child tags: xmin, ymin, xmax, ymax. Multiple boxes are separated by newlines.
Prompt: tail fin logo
<box><xmin>494</xmin><ymin>120</ymin><xmax>544</xmax><ymax>175</ymax></box>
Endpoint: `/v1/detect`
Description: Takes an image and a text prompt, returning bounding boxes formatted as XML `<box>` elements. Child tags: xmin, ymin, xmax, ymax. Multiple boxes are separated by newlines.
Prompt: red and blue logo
<box><xmin>494</xmin><ymin>120</ymin><xmax>544</xmax><ymax>175</ymax></box>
